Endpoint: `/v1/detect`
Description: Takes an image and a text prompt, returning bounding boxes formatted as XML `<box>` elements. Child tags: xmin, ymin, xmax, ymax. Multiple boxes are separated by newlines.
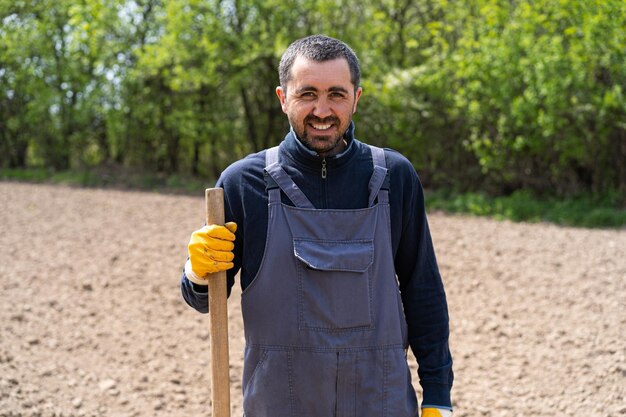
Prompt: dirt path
<box><xmin>1</xmin><ymin>182</ymin><xmax>624</xmax><ymax>417</ymax></box>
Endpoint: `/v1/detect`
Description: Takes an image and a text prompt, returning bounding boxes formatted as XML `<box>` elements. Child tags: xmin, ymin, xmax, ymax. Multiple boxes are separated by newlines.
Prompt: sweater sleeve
<box><xmin>180</xmin><ymin>264</ymin><xmax>208</xmax><ymax>313</ymax></box>
<box><xmin>393</xmin><ymin>160</ymin><xmax>454</xmax><ymax>408</ymax></box>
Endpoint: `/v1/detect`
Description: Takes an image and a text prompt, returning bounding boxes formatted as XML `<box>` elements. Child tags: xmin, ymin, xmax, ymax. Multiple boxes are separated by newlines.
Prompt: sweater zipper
<box><xmin>321</xmin><ymin>158</ymin><xmax>328</xmax><ymax>208</ymax></box>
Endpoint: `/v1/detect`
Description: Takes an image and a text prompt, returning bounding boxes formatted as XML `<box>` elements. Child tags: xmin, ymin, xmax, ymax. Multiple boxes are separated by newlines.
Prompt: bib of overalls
<box><xmin>240</xmin><ymin>145</ymin><xmax>418</xmax><ymax>417</ymax></box>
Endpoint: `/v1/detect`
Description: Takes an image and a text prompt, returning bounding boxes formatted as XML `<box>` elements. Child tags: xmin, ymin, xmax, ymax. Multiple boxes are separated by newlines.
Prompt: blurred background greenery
<box><xmin>1</xmin><ymin>0</ymin><xmax>624</xmax><ymax>226</ymax></box>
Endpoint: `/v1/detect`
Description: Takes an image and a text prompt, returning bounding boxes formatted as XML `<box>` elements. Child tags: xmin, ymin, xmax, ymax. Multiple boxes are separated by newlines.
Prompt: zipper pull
<box><xmin>321</xmin><ymin>158</ymin><xmax>327</xmax><ymax>179</ymax></box>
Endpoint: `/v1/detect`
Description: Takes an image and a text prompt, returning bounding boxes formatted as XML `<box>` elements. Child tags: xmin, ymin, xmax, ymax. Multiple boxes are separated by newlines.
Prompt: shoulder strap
<box><xmin>265</xmin><ymin>146</ymin><xmax>279</xmax><ymax>166</ymax></box>
<box><xmin>264</xmin><ymin>147</ymin><xmax>315</xmax><ymax>209</ymax></box>
<box><xmin>367</xmin><ymin>145</ymin><xmax>389</xmax><ymax>206</ymax></box>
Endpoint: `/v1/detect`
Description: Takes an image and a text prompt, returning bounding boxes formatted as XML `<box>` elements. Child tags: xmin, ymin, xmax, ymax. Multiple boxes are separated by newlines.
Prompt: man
<box><xmin>181</xmin><ymin>35</ymin><xmax>453</xmax><ymax>417</ymax></box>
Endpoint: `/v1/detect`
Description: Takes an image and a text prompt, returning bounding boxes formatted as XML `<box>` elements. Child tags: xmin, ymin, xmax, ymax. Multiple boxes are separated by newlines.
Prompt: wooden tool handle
<box><xmin>205</xmin><ymin>188</ymin><xmax>231</xmax><ymax>417</ymax></box>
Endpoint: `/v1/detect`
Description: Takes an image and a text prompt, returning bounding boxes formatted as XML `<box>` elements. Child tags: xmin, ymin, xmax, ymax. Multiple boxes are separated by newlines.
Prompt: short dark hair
<box><xmin>278</xmin><ymin>35</ymin><xmax>361</xmax><ymax>91</ymax></box>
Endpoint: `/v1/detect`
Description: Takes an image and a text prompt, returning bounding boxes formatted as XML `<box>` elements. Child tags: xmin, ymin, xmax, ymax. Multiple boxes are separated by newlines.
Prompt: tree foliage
<box><xmin>1</xmin><ymin>0</ymin><xmax>624</xmax><ymax>195</ymax></box>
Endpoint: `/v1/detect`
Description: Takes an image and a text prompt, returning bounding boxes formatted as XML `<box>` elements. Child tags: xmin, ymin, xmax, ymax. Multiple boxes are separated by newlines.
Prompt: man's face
<box><xmin>276</xmin><ymin>56</ymin><xmax>362</xmax><ymax>157</ymax></box>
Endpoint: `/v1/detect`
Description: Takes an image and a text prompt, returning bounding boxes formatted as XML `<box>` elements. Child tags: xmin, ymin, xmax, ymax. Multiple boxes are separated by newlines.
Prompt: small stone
<box><xmin>72</xmin><ymin>397</ymin><xmax>83</xmax><ymax>408</ymax></box>
<box><xmin>10</xmin><ymin>314</ymin><xmax>25</xmax><ymax>322</ymax></box>
<box><xmin>99</xmin><ymin>379</ymin><xmax>117</xmax><ymax>391</ymax></box>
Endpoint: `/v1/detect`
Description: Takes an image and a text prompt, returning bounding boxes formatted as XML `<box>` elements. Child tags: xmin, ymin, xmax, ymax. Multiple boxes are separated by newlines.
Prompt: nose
<box><xmin>312</xmin><ymin>97</ymin><xmax>332</xmax><ymax>119</ymax></box>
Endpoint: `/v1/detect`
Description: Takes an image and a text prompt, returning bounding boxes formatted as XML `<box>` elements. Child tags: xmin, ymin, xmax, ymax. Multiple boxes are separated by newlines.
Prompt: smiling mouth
<box><xmin>311</xmin><ymin>123</ymin><xmax>333</xmax><ymax>130</ymax></box>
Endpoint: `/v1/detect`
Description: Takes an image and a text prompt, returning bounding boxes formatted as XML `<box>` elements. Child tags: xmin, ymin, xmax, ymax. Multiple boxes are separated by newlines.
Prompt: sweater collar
<box><xmin>283</xmin><ymin>121</ymin><xmax>357</xmax><ymax>168</ymax></box>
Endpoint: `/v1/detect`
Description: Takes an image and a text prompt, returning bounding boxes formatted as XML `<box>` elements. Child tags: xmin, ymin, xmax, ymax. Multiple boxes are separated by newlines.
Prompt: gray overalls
<box><xmin>240</xmin><ymin>145</ymin><xmax>418</xmax><ymax>417</ymax></box>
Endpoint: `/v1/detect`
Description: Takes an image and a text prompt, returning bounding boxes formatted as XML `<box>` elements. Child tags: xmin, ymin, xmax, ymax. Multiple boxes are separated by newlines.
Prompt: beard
<box><xmin>292</xmin><ymin>114</ymin><xmax>349</xmax><ymax>156</ymax></box>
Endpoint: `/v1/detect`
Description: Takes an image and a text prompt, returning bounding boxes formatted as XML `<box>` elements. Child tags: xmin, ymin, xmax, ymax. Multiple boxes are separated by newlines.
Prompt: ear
<box><xmin>352</xmin><ymin>87</ymin><xmax>363</xmax><ymax>114</ymax></box>
<box><xmin>276</xmin><ymin>86</ymin><xmax>288</xmax><ymax>114</ymax></box>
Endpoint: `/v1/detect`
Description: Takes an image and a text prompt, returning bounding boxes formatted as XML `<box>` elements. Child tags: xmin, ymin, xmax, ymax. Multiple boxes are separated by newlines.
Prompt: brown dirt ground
<box><xmin>0</xmin><ymin>182</ymin><xmax>624</xmax><ymax>417</ymax></box>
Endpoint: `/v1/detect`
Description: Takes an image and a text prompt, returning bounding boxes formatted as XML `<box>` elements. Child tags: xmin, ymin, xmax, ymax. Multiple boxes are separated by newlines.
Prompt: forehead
<box><xmin>287</xmin><ymin>56</ymin><xmax>353</xmax><ymax>91</ymax></box>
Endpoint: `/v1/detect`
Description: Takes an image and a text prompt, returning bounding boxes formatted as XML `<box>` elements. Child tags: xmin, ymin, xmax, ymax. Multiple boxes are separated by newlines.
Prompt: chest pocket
<box><xmin>294</xmin><ymin>239</ymin><xmax>374</xmax><ymax>331</ymax></box>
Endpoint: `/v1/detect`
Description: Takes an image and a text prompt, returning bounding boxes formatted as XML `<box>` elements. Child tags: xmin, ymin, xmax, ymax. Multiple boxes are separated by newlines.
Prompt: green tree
<box><xmin>456</xmin><ymin>0</ymin><xmax>626</xmax><ymax>194</ymax></box>
<box><xmin>0</xmin><ymin>0</ymin><xmax>125</xmax><ymax>170</ymax></box>
<box><xmin>2</xmin><ymin>0</ymin><xmax>623</xmax><ymax>196</ymax></box>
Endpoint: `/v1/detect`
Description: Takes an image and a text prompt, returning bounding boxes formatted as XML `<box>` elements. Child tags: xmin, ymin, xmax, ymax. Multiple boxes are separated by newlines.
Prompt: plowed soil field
<box><xmin>1</xmin><ymin>182</ymin><xmax>624</xmax><ymax>416</ymax></box>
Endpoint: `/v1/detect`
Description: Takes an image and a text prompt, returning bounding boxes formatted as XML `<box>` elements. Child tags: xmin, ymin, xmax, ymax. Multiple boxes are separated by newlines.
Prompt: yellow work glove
<box><xmin>185</xmin><ymin>222</ymin><xmax>237</xmax><ymax>285</ymax></box>
<box><xmin>422</xmin><ymin>408</ymin><xmax>452</xmax><ymax>417</ymax></box>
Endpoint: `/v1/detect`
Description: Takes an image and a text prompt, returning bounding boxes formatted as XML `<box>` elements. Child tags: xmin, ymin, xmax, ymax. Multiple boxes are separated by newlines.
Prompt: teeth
<box><xmin>312</xmin><ymin>123</ymin><xmax>332</xmax><ymax>130</ymax></box>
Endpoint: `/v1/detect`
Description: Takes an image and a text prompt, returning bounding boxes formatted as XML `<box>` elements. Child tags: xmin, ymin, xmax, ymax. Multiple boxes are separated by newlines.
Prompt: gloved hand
<box><xmin>422</xmin><ymin>408</ymin><xmax>452</xmax><ymax>417</ymax></box>
<box><xmin>186</xmin><ymin>222</ymin><xmax>237</xmax><ymax>285</ymax></box>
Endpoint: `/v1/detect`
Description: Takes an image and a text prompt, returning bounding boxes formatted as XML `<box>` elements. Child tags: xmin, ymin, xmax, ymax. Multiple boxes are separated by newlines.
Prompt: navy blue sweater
<box><xmin>180</xmin><ymin>123</ymin><xmax>453</xmax><ymax>408</ymax></box>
